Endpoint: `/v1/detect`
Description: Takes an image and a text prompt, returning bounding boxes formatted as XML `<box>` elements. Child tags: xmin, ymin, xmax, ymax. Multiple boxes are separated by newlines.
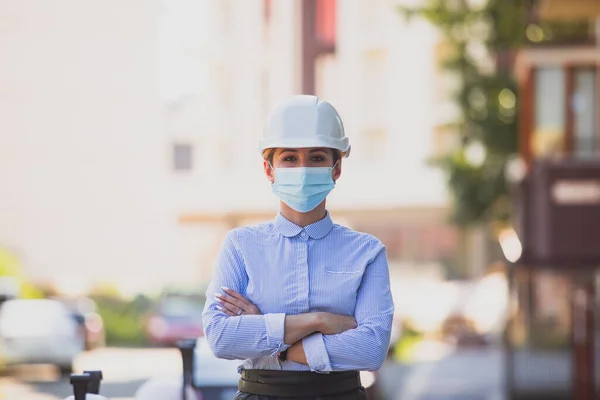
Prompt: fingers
<box><xmin>214</xmin><ymin>286</ymin><xmax>263</xmax><ymax>316</ymax></box>
<box><xmin>247</xmin><ymin>304</ymin><xmax>262</xmax><ymax>315</ymax></box>
<box><xmin>215</xmin><ymin>291</ymin><xmax>246</xmax><ymax>311</ymax></box>
<box><xmin>216</xmin><ymin>303</ymin><xmax>235</xmax><ymax>316</ymax></box>
<box><xmin>221</xmin><ymin>286</ymin><xmax>252</xmax><ymax>306</ymax></box>
<box><xmin>216</xmin><ymin>299</ymin><xmax>241</xmax><ymax>316</ymax></box>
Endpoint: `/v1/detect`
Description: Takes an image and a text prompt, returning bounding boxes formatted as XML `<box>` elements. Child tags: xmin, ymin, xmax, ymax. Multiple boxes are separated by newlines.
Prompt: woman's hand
<box><xmin>283</xmin><ymin>314</ymin><xmax>357</xmax><ymax>366</ymax></box>
<box><xmin>286</xmin><ymin>341</ymin><xmax>308</xmax><ymax>365</ymax></box>
<box><xmin>316</xmin><ymin>312</ymin><xmax>357</xmax><ymax>335</ymax></box>
<box><xmin>215</xmin><ymin>287</ymin><xmax>262</xmax><ymax>316</ymax></box>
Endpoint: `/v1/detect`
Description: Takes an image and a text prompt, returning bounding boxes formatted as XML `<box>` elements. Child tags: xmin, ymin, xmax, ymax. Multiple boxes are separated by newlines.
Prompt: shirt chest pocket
<box><xmin>325</xmin><ymin>266</ymin><xmax>363</xmax><ymax>274</ymax></box>
<box><xmin>317</xmin><ymin>267</ymin><xmax>364</xmax><ymax>313</ymax></box>
<box><xmin>324</xmin><ymin>267</ymin><xmax>363</xmax><ymax>293</ymax></box>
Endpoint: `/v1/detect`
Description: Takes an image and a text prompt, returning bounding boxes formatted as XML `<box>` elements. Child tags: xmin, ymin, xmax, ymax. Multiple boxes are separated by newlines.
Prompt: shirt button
<box><xmin>300</xmin><ymin>231</ymin><xmax>308</xmax><ymax>240</ymax></box>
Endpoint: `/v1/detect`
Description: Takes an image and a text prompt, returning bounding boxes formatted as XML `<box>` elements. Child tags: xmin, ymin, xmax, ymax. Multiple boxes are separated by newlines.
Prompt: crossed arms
<box><xmin>201</xmin><ymin>232</ymin><xmax>395</xmax><ymax>372</ymax></box>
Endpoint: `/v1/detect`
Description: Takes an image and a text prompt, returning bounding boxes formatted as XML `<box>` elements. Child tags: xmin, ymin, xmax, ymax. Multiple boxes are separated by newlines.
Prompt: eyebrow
<box><xmin>278</xmin><ymin>148</ymin><xmax>329</xmax><ymax>155</ymax></box>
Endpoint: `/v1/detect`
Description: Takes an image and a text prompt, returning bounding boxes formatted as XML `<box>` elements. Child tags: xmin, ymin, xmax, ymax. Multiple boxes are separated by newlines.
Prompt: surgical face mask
<box><xmin>270</xmin><ymin>162</ymin><xmax>337</xmax><ymax>213</ymax></box>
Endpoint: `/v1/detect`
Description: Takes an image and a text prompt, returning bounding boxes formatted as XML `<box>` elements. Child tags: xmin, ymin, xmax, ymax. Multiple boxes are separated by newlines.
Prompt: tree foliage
<box><xmin>400</xmin><ymin>0</ymin><xmax>591</xmax><ymax>226</ymax></box>
<box><xmin>0</xmin><ymin>248</ymin><xmax>44</xmax><ymax>299</ymax></box>
<box><xmin>398</xmin><ymin>0</ymin><xmax>533</xmax><ymax>226</ymax></box>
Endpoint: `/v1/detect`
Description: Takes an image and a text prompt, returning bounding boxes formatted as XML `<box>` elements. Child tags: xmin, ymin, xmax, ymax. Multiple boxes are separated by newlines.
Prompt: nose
<box><xmin>298</xmin><ymin>156</ymin><xmax>310</xmax><ymax>167</ymax></box>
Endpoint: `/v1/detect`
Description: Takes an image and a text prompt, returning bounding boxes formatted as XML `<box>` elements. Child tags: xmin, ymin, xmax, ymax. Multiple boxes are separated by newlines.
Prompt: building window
<box><xmin>361</xmin><ymin>50</ymin><xmax>387</xmax><ymax>119</ymax></box>
<box><xmin>524</xmin><ymin>64</ymin><xmax>598</xmax><ymax>162</ymax></box>
<box><xmin>214</xmin><ymin>65</ymin><xmax>232</xmax><ymax>109</ymax></box>
<box><xmin>173</xmin><ymin>143</ymin><xmax>193</xmax><ymax>171</ymax></box>
<box><xmin>219</xmin><ymin>0</ymin><xmax>232</xmax><ymax>34</ymax></box>
<box><xmin>217</xmin><ymin>140</ymin><xmax>231</xmax><ymax>172</ymax></box>
<box><xmin>573</xmin><ymin>68</ymin><xmax>596</xmax><ymax>158</ymax></box>
<box><xmin>363</xmin><ymin>129</ymin><xmax>387</xmax><ymax>161</ymax></box>
<box><xmin>532</xmin><ymin>67</ymin><xmax>566</xmax><ymax>158</ymax></box>
<box><xmin>315</xmin><ymin>54</ymin><xmax>337</xmax><ymax>100</ymax></box>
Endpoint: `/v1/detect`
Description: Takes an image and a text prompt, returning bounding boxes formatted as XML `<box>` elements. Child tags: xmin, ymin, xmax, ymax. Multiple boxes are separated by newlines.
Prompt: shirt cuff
<box><xmin>264</xmin><ymin>313</ymin><xmax>289</xmax><ymax>356</ymax></box>
<box><xmin>302</xmin><ymin>333</ymin><xmax>332</xmax><ymax>373</ymax></box>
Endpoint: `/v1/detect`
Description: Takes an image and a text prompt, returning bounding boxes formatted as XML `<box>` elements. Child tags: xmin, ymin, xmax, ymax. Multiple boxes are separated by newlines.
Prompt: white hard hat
<box><xmin>134</xmin><ymin>376</ymin><xmax>196</xmax><ymax>400</ymax></box>
<box><xmin>259</xmin><ymin>95</ymin><xmax>351</xmax><ymax>158</ymax></box>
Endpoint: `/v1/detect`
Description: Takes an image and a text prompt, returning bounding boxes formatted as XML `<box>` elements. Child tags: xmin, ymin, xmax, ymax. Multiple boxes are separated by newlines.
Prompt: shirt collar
<box><xmin>275</xmin><ymin>212</ymin><xmax>334</xmax><ymax>240</ymax></box>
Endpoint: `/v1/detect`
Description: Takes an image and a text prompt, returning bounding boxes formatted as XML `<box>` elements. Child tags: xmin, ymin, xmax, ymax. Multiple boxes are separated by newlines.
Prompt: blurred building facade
<box><xmin>0</xmin><ymin>0</ymin><xmax>470</xmax><ymax>295</ymax></box>
<box><xmin>0</xmin><ymin>0</ymin><xmax>179</xmax><ymax>295</ymax></box>
<box><xmin>177</xmin><ymin>0</ymin><xmax>465</xmax><ymax>284</ymax></box>
<box><xmin>505</xmin><ymin>3</ymin><xmax>600</xmax><ymax>398</ymax></box>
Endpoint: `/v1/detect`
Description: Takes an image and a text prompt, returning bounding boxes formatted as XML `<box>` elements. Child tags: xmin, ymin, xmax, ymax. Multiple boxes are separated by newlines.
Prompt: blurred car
<box><xmin>0</xmin><ymin>298</ymin><xmax>85</xmax><ymax>375</ymax></box>
<box><xmin>144</xmin><ymin>294</ymin><xmax>205</xmax><ymax>347</ymax></box>
<box><xmin>387</xmin><ymin>315</ymin><xmax>403</xmax><ymax>357</ymax></box>
<box><xmin>56</xmin><ymin>296</ymin><xmax>106</xmax><ymax>350</ymax></box>
<box><xmin>191</xmin><ymin>338</ymin><xmax>378</xmax><ymax>400</ymax></box>
<box><xmin>0</xmin><ymin>277</ymin><xmax>18</xmax><ymax>305</ymax></box>
<box><xmin>134</xmin><ymin>336</ymin><xmax>239</xmax><ymax>400</ymax></box>
<box><xmin>136</xmin><ymin>336</ymin><xmax>379</xmax><ymax>400</ymax></box>
<box><xmin>79</xmin><ymin>311</ymin><xmax>105</xmax><ymax>350</ymax></box>
<box><xmin>192</xmin><ymin>337</ymin><xmax>240</xmax><ymax>400</ymax></box>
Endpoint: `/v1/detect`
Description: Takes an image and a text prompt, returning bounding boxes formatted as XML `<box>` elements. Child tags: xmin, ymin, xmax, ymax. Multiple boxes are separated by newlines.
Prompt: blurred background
<box><xmin>1</xmin><ymin>0</ymin><xmax>599</xmax><ymax>399</ymax></box>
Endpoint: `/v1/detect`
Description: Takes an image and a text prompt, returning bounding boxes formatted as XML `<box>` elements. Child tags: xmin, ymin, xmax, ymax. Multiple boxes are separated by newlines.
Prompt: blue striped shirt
<box><xmin>202</xmin><ymin>212</ymin><xmax>394</xmax><ymax>373</ymax></box>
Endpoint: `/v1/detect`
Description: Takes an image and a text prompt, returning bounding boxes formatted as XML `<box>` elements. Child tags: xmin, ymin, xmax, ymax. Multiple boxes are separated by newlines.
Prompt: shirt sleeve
<box><xmin>302</xmin><ymin>243</ymin><xmax>394</xmax><ymax>372</ymax></box>
<box><xmin>202</xmin><ymin>230</ymin><xmax>290</xmax><ymax>360</ymax></box>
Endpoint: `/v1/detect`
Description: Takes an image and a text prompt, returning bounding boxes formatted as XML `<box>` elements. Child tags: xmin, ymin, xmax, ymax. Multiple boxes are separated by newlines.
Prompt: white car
<box><xmin>191</xmin><ymin>338</ymin><xmax>376</xmax><ymax>399</ymax></box>
<box><xmin>0</xmin><ymin>299</ymin><xmax>85</xmax><ymax>375</ymax></box>
<box><xmin>192</xmin><ymin>337</ymin><xmax>240</xmax><ymax>399</ymax></box>
<box><xmin>135</xmin><ymin>337</ymin><xmax>240</xmax><ymax>400</ymax></box>
<box><xmin>136</xmin><ymin>337</ymin><xmax>377</xmax><ymax>400</ymax></box>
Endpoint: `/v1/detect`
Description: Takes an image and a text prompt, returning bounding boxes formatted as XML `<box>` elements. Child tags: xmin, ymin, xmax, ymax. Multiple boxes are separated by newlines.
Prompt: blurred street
<box><xmin>379</xmin><ymin>344</ymin><xmax>503</xmax><ymax>400</ymax></box>
<box><xmin>0</xmin><ymin>347</ymin><xmax>182</xmax><ymax>400</ymax></box>
<box><xmin>0</xmin><ymin>343</ymin><xmax>505</xmax><ymax>400</ymax></box>
<box><xmin>2</xmin><ymin>0</ymin><xmax>599</xmax><ymax>398</ymax></box>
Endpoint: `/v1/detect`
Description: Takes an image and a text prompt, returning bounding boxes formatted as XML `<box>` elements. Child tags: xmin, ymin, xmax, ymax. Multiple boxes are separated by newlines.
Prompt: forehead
<box><xmin>274</xmin><ymin>147</ymin><xmax>331</xmax><ymax>155</ymax></box>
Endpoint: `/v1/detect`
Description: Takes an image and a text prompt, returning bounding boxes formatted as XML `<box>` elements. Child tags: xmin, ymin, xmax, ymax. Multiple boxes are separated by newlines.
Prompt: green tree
<box><xmin>399</xmin><ymin>0</ymin><xmax>531</xmax><ymax>227</ymax></box>
<box><xmin>0</xmin><ymin>248</ymin><xmax>20</xmax><ymax>277</ymax></box>
<box><xmin>399</xmin><ymin>0</ymin><xmax>591</xmax><ymax>227</ymax></box>
<box><xmin>0</xmin><ymin>248</ymin><xmax>43</xmax><ymax>299</ymax></box>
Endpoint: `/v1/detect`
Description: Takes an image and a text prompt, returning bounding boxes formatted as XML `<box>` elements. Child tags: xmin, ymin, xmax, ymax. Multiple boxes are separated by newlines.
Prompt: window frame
<box><xmin>172</xmin><ymin>142</ymin><xmax>194</xmax><ymax>172</ymax></box>
<box><xmin>517</xmin><ymin>47</ymin><xmax>600</xmax><ymax>166</ymax></box>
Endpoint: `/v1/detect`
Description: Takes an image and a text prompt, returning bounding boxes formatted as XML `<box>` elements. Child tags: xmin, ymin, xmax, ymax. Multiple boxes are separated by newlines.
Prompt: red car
<box><xmin>145</xmin><ymin>294</ymin><xmax>205</xmax><ymax>347</ymax></box>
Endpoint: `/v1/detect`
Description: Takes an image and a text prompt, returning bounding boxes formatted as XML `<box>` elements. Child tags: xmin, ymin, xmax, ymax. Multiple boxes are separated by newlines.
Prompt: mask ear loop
<box><xmin>268</xmin><ymin>161</ymin><xmax>275</xmax><ymax>186</ymax></box>
<box><xmin>332</xmin><ymin>160</ymin><xmax>339</xmax><ymax>185</ymax></box>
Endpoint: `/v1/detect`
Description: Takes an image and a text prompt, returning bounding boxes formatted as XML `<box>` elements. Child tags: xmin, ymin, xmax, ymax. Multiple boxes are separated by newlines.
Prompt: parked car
<box><xmin>144</xmin><ymin>294</ymin><xmax>205</xmax><ymax>347</ymax></box>
<box><xmin>134</xmin><ymin>336</ymin><xmax>239</xmax><ymax>400</ymax></box>
<box><xmin>190</xmin><ymin>338</ymin><xmax>378</xmax><ymax>400</ymax></box>
<box><xmin>192</xmin><ymin>337</ymin><xmax>240</xmax><ymax>400</ymax></box>
<box><xmin>78</xmin><ymin>311</ymin><xmax>105</xmax><ymax>350</ymax></box>
<box><xmin>0</xmin><ymin>299</ymin><xmax>85</xmax><ymax>375</ymax></box>
<box><xmin>56</xmin><ymin>296</ymin><xmax>106</xmax><ymax>350</ymax></box>
<box><xmin>136</xmin><ymin>336</ymin><xmax>380</xmax><ymax>400</ymax></box>
<box><xmin>0</xmin><ymin>277</ymin><xmax>18</xmax><ymax>305</ymax></box>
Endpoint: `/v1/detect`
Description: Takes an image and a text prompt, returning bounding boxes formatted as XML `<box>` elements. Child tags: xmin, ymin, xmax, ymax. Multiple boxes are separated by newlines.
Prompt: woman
<box><xmin>202</xmin><ymin>95</ymin><xmax>394</xmax><ymax>399</ymax></box>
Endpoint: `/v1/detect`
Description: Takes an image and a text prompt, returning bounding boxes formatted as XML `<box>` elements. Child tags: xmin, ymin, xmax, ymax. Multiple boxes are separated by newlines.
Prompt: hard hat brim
<box><xmin>258</xmin><ymin>136</ymin><xmax>351</xmax><ymax>158</ymax></box>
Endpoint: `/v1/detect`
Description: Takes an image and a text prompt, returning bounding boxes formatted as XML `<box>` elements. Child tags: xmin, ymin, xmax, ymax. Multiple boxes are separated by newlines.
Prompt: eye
<box><xmin>311</xmin><ymin>154</ymin><xmax>327</xmax><ymax>162</ymax></box>
<box><xmin>283</xmin><ymin>155</ymin><xmax>297</xmax><ymax>162</ymax></box>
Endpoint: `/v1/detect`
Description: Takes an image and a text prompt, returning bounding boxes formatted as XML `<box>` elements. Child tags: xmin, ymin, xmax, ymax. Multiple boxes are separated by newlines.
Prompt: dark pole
<box><xmin>571</xmin><ymin>271</ymin><xmax>596</xmax><ymax>400</ymax></box>
<box><xmin>70</xmin><ymin>373</ymin><xmax>91</xmax><ymax>400</ymax></box>
<box><xmin>177</xmin><ymin>338</ymin><xmax>197</xmax><ymax>400</ymax></box>
<box><xmin>83</xmin><ymin>370</ymin><xmax>103</xmax><ymax>394</ymax></box>
<box><xmin>503</xmin><ymin>265</ymin><xmax>515</xmax><ymax>400</ymax></box>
